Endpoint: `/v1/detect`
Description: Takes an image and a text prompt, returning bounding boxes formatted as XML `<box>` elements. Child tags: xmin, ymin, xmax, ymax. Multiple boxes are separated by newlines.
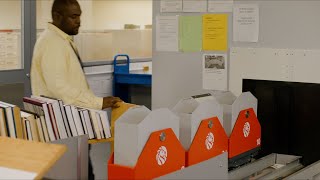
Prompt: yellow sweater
<box><xmin>31</xmin><ymin>23</ymin><xmax>102</xmax><ymax>109</ymax></box>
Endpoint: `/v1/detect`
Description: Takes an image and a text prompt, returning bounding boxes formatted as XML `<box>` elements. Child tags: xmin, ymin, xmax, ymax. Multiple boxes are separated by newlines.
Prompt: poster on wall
<box><xmin>208</xmin><ymin>0</ymin><xmax>233</xmax><ymax>12</ymax></box>
<box><xmin>0</xmin><ymin>34</ymin><xmax>5</xmax><ymax>67</ymax></box>
<box><xmin>160</xmin><ymin>0</ymin><xmax>183</xmax><ymax>12</ymax></box>
<box><xmin>179</xmin><ymin>16</ymin><xmax>202</xmax><ymax>52</ymax></box>
<box><xmin>156</xmin><ymin>16</ymin><xmax>179</xmax><ymax>52</ymax></box>
<box><xmin>233</xmin><ymin>4</ymin><xmax>259</xmax><ymax>42</ymax></box>
<box><xmin>202</xmin><ymin>14</ymin><xmax>228</xmax><ymax>51</ymax></box>
<box><xmin>0</xmin><ymin>32</ymin><xmax>19</xmax><ymax>70</ymax></box>
<box><xmin>202</xmin><ymin>54</ymin><xmax>228</xmax><ymax>91</ymax></box>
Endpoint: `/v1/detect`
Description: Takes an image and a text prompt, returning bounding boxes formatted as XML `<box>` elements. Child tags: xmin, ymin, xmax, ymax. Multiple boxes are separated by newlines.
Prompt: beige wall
<box><xmin>0</xmin><ymin>1</ymin><xmax>21</xmax><ymax>29</ymax></box>
<box><xmin>0</xmin><ymin>0</ymin><xmax>152</xmax><ymax>62</ymax></box>
<box><xmin>36</xmin><ymin>0</ymin><xmax>93</xmax><ymax>30</ymax></box>
<box><xmin>36</xmin><ymin>0</ymin><xmax>152</xmax><ymax>30</ymax></box>
<box><xmin>92</xmin><ymin>0</ymin><xmax>152</xmax><ymax>30</ymax></box>
<box><xmin>1</xmin><ymin>0</ymin><xmax>152</xmax><ymax>30</ymax></box>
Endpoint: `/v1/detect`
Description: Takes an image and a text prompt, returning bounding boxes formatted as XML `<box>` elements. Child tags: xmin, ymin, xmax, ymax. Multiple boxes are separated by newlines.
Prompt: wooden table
<box><xmin>0</xmin><ymin>137</ymin><xmax>66</xmax><ymax>179</ymax></box>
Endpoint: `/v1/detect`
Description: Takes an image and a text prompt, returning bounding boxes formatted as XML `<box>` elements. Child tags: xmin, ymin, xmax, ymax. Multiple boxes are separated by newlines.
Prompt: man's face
<box><xmin>60</xmin><ymin>3</ymin><xmax>81</xmax><ymax>35</ymax></box>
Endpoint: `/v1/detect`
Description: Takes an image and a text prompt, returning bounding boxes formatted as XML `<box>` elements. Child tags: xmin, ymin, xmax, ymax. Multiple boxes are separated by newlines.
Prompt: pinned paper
<box><xmin>233</xmin><ymin>4</ymin><xmax>259</xmax><ymax>42</ymax></box>
<box><xmin>161</xmin><ymin>0</ymin><xmax>183</xmax><ymax>12</ymax></box>
<box><xmin>203</xmin><ymin>14</ymin><xmax>228</xmax><ymax>51</ymax></box>
<box><xmin>156</xmin><ymin>16</ymin><xmax>179</xmax><ymax>52</ymax></box>
<box><xmin>208</xmin><ymin>0</ymin><xmax>234</xmax><ymax>12</ymax></box>
<box><xmin>202</xmin><ymin>54</ymin><xmax>228</xmax><ymax>91</ymax></box>
<box><xmin>179</xmin><ymin>16</ymin><xmax>202</xmax><ymax>52</ymax></box>
<box><xmin>183</xmin><ymin>0</ymin><xmax>207</xmax><ymax>12</ymax></box>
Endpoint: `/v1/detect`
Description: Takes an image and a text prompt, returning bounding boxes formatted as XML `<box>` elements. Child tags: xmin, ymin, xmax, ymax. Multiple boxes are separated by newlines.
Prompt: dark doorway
<box><xmin>243</xmin><ymin>79</ymin><xmax>320</xmax><ymax>166</ymax></box>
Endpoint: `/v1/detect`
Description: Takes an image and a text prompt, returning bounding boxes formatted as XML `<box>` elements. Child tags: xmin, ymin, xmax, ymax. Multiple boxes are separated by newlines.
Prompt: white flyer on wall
<box><xmin>156</xmin><ymin>16</ymin><xmax>179</xmax><ymax>52</ymax></box>
<box><xmin>161</xmin><ymin>0</ymin><xmax>183</xmax><ymax>12</ymax></box>
<box><xmin>0</xmin><ymin>32</ymin><xmax>19</xmax><ymax>70</ymax></box>
<box><xmin>202</xmin><ymin>54</ymin><xmax>228</xmax><ymax>91</ymax></box>
<box><xmin>208</xmin><ymin>0</ymin><xmax>233</xmax><ymax>12</ymax></box>
<box><xmin>183</xmin><ymin>0</ymin><xmax>207</xmax><ymax>12</ymax></box>
<box><xmin>233</xmin><ymin>4</ymin><xmax>259</xmax><ymax>42</ymax></box>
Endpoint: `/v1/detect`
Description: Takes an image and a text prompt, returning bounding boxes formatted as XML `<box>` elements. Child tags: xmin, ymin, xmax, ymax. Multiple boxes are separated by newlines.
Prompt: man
<box><xmin>30</xmin><ymin>0</ymin><xmax>121</xmax><ymax>179</ymax></box>
<box><xmin>31</xmin><ymin>0</ymin><xmax>120</xmax><ymax>110</ymax></box>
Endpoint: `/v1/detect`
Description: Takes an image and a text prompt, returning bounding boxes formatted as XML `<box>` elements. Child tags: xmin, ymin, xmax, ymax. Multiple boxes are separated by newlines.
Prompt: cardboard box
<box><xmin>212</xmin><ymin>91</ymin><xmax>257</xmax><ymax>136</ymax></box>
<box><xmin>172</xmin><ymin>97</ymin><xmax>223</xmax><ymax>150</ymax></box>
<box><xmin>114</xmin><ymin>106</ymin><xmax>179</xmax><ymax>167</ymax></box>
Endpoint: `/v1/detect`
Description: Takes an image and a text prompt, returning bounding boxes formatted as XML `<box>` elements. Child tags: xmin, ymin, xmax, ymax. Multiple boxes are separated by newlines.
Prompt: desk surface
<box><xmin>0</xmin><ymin>137</ymin><xmax>66</xmax><ymax>179</ymax></box>
<box><xmin>129</xmin><ymin>69</ymin><xmax>152</xmax><ymax>75</ymax></box>
<box><xmin>83</xmin><ymin>58</ymin><xmax>151</xmax><ymax>67</ymax></box>
<box><xmin>115</xmin><ymin>69</ymin><xmax>152</xmax><ymax>75</ymax></box>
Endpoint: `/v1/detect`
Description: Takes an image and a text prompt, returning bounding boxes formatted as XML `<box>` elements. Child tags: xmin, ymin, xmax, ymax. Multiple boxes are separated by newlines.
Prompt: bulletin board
<box><xmin>152</xmin><ymin>0</ymin><xmax>233</xmax><ymax>109</ymax></box>
<box><xmin>152</xmin><ymin>0</ymin><xmax>320</xmax><ymax>109</ymax></box>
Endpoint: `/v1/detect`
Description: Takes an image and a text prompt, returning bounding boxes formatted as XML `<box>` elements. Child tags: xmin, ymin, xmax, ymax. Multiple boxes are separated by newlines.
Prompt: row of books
<box><xmin>0</xmin><ymin>101</ymin><xmax>23</xmax><ymax>139</ymax></box>
<box><xmin>0</xmin><ymin>96</ymin><xmax>111</xmax><ymax>142</ymax></box>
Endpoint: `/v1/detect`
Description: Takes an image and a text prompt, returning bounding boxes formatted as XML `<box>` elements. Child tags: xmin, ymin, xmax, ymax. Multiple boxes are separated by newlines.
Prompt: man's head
<box><xmin>52</xmin><ymin>0</ymin><xmax>81</xmax><ymax>35</ymax></box>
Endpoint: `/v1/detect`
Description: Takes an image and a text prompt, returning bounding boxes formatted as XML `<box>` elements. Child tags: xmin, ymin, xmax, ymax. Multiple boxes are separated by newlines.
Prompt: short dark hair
<box><xmin>51</xmin><ymin>0</ymin><xmax>79</xmax><ymax>18</ymax></box>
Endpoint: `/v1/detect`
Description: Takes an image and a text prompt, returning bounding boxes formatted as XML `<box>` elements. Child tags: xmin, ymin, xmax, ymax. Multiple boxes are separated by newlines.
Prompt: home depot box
<box><xmin>114</xmin><ymin>106</ymin><xmax>179</xmax><ymax>167</ymax></box>
<box><xmin>211</xmin><ymin>91</ymin><xmax>257</xmax><ymax>136</ymax></box>
<box><xmin>172</xmin><ymin>96</ymin><xmax>223</xmax><ymax>150</ymax></box>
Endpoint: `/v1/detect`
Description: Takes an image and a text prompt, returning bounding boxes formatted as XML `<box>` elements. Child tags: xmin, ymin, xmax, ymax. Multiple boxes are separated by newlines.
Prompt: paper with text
<box><xmin>203</xmin><ymin>54</ymin><xmax>228</xmax><ymax>91</ymax></box>
<box><xmin>156</xmin><ymin>16</ymin><xmax>179</xmax><ymax>52</ymax></box>
<box><xmin>0</xmin><ymin>32</ymin><xmax>20</xmax><ymax>70</ymax></box>
<box><xmin>203</xmin><ymin>14</ymin><xmax>228</xmax><ymax>51</ymax></box>
<box><xmin>161</xmin><ymin>0</ymin><xmax>183</xmax><ymax>12</ymax></box>
<box><xmin>183</xmin><ymin>0</ymin><xmax>207</xmax><ymax>12</ymax></box>
<box><xmin>208</xmin><ymin>0</ymin><xmax>233</xmax><ymax>12</ymax></box>
<box><xmin>233</xmin><ymin>4</ymin><xmax>259</xmax><ymax>42</ymax></box>
<box><xmin>179</xmin><ymin>16</ymin><xmax>202</xmax><ymax>52</ymax></box>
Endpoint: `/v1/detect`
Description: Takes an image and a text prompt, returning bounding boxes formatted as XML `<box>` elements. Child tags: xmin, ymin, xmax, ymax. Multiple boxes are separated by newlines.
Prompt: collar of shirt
<box><xmin>47</xmin><ymin>22</ymin><xmax>73</xmax><ymax>43</ymax></box>
<box><xmin>47</xmin><ymin>22</ymin><xmax>82</xmax><ymax>64</ymax></box>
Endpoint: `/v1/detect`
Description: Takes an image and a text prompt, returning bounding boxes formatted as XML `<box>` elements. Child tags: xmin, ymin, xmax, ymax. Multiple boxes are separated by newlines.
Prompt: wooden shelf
<box><xmin>0</xmin><ymin>137</ymin><xmax>66</xmax><ymax>179</ymax></box>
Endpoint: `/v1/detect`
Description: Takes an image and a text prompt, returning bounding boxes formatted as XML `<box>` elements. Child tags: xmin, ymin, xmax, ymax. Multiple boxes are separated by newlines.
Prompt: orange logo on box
<box><xmin>243</xmin><ymin>122</ymin><xmax>250</xmax><ymax>138</ymax></box>
<box><xmin>205</xmin><ymin>132</ymin><xmax>214</xmax><ymax>150</ymax></box>
<box><xmin>156</xmin><ymin>146</ymin><xmax>168</xmax><ymax>166</ymax></box>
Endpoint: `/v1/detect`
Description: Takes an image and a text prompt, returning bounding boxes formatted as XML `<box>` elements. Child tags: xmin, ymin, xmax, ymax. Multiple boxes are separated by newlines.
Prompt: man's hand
<box><xmin>102</xmin><ymin>96</ymin><xmax>122</xmax><ymax>109</ymax></box>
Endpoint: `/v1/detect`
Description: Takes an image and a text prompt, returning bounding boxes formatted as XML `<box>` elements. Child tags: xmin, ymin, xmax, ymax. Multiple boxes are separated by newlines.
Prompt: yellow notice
<box><xmin>202</xmin><ymin>14</ymin><xmax>228</xmax><ymax>51</ymax></box>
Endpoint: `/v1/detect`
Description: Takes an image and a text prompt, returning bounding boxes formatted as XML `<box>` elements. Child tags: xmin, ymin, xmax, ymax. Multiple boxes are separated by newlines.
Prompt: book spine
<box><xmin>64</xmin><ymin>105</ymin><xmax>78</xmax><ymax>137</ymax></box>
<box><xmin>59</xmin><ymin>101</ymin><xmax>71</xmax><ymax>138</ymax></box>
<box><xmin>48</xmin><ymin>104</ymin><xmax>60</xmax><ymax>139</ymax></box>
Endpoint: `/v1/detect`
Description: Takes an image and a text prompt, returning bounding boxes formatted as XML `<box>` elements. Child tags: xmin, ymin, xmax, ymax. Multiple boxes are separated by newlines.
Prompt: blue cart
<box><xmin>113</xmin><ymin>54</ymin><xmax>152</xmax><ymax>104</ymax></box>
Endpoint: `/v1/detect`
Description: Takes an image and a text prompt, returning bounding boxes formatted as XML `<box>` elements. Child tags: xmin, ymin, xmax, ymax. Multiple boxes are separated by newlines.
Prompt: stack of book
<box><xmin>0</xmin><ymin>101</ymin><xmax>23</xmax><ymax>139</ymax></box>
<box><xmin>0</xmin><ymin>96</ymin><xmax>111</xmax><ymax>143</ymax></box>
